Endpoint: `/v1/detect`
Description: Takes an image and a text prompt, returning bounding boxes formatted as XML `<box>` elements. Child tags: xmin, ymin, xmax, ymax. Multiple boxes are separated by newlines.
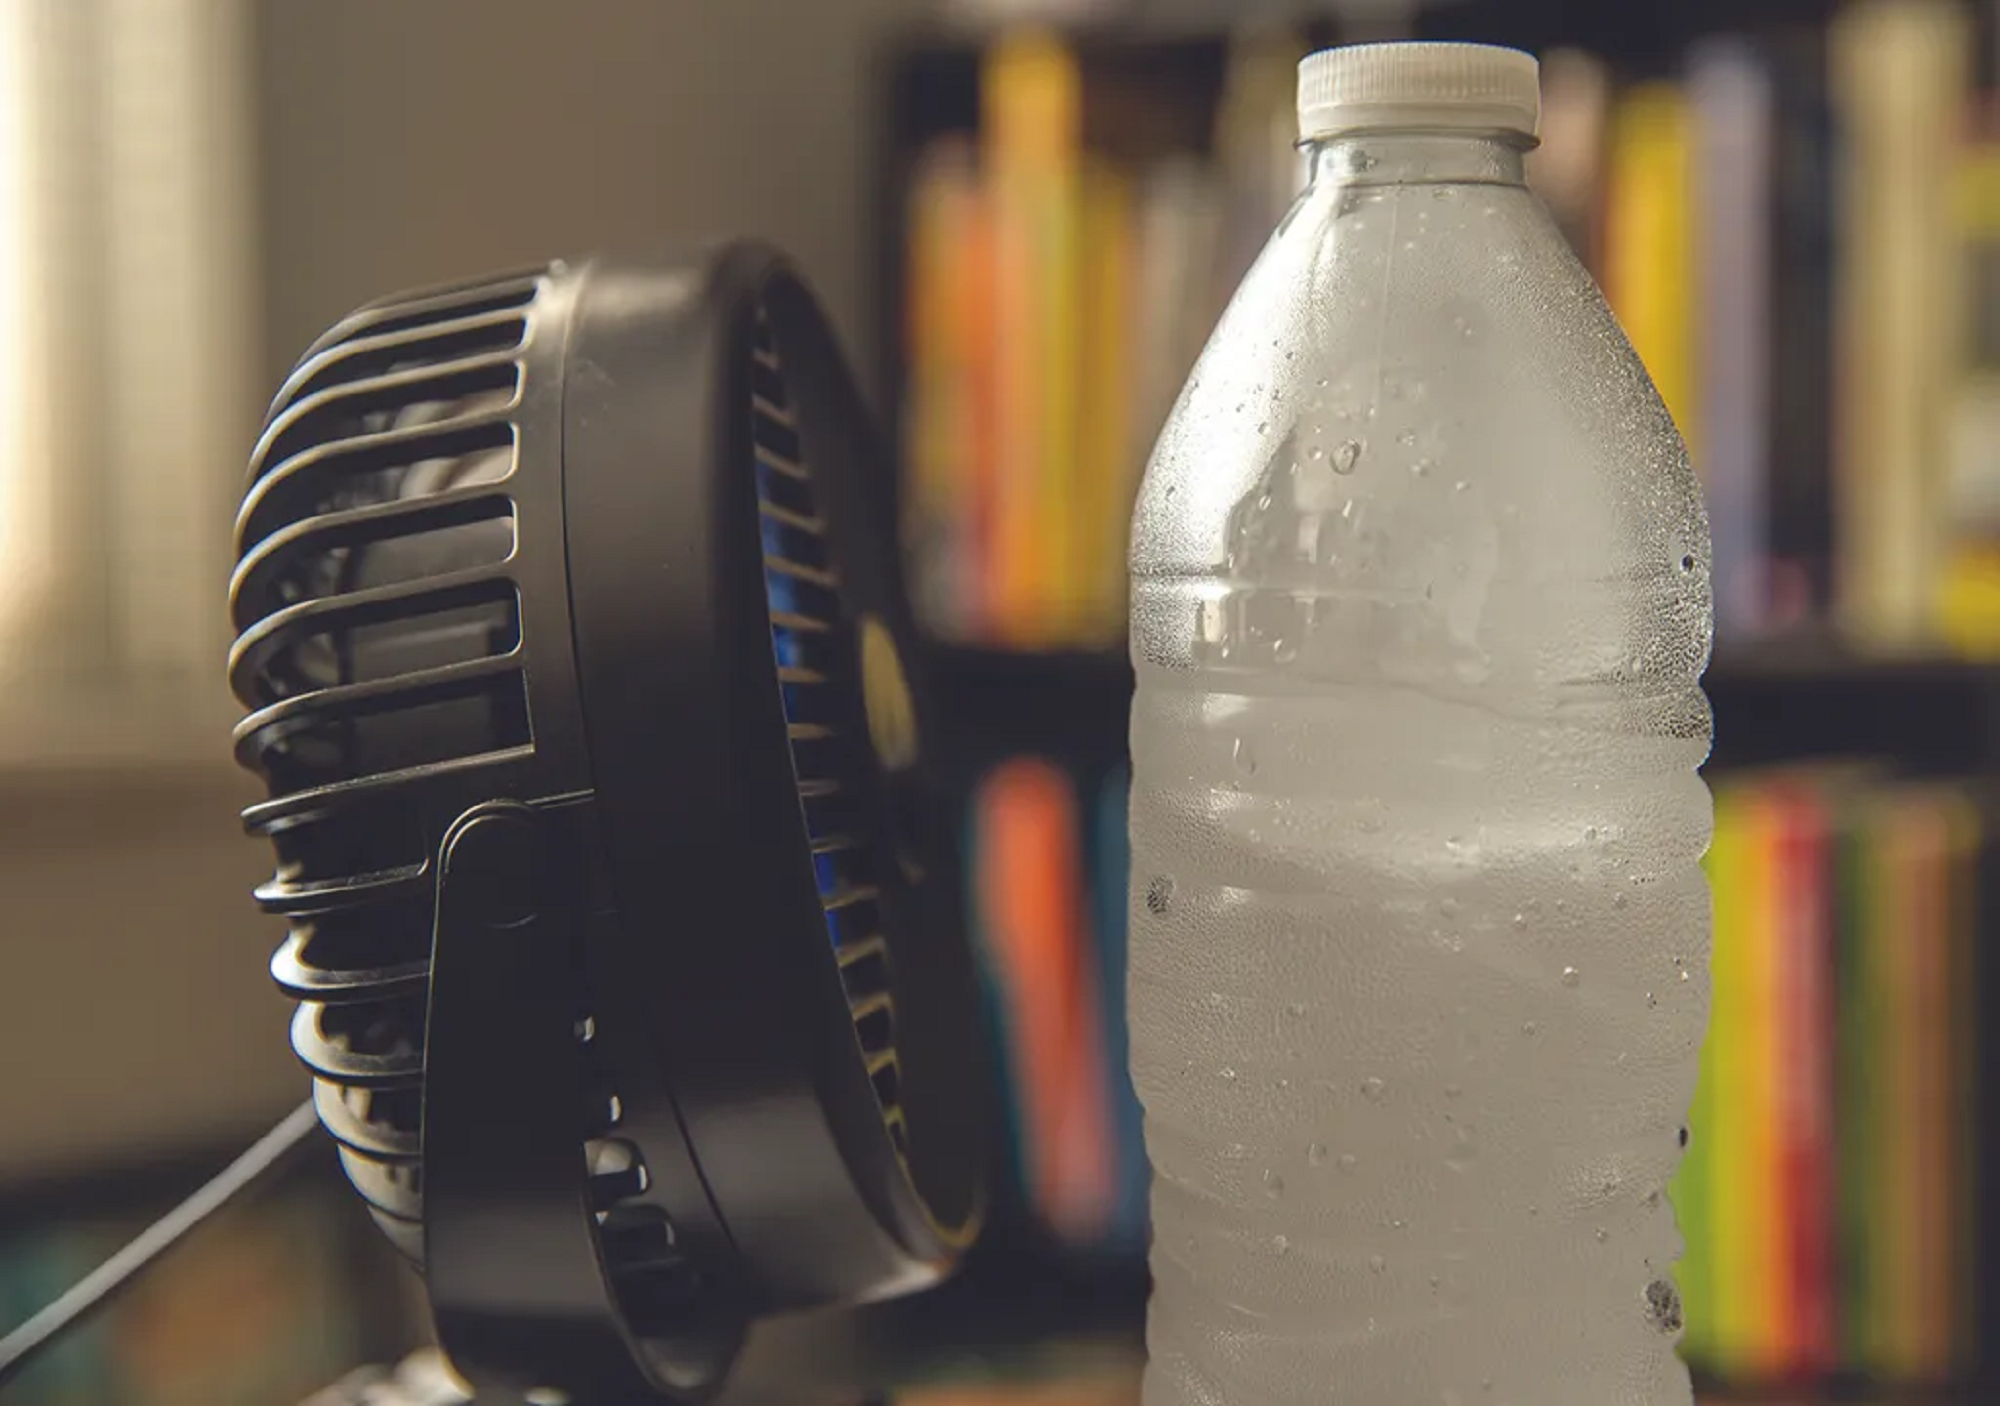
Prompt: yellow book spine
<box><xmin>983</xmin><ymin>28</ymin><xmax>1082</xmax><ymax>648</ymax></box>
<box><xmin>1830</xmin><ymin>0</ymin><xmax>1971</xmax><ymax>646</ymax></box>
<box><xmin>1603</xmin><ymin>82</ymin><xmax>1698</xmax><ymax>460</ymax></box>
<box><xmin>1704</xmin><ymin>784</ymin><xmax>1751</xmax><ymax>1376</ymax></box>
<box><xmin>1075</xmin><ymin>159</ymin><xmax>1136</xmax><ymax>648</ymax></box>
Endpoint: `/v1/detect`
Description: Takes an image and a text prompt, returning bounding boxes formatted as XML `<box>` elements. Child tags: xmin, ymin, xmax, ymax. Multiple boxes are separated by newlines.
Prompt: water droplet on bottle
<box><xmin>1233</xmin><ymin>737</ymin><xmax>1257</xmax><ymax>777</ymax></box>
<box><xmin>1309</xmin><ymin>445</ymin><xmax>1326</xmax><ymax>461</ymax></box>
<box><xmin>1263</xmin><ymin>1169</ymin><xmax>1286</xmax><ymax>1198</ymax></box>
<box><xmin>1272</xmin><ymin>637</ymin><xmax>1297</xmax><ymax>664</ymax></box>
<box><xmin>1332</xmin><ymin>440</ymin><xmax>1362</xmax><ymax>474</ymax></box>
<box><xmin>1397</xmin><ymin>429</ymin><xmax>1417</xmax><ymax>447</ymax></box>
<box><xmin>1306</xmin><ymin>1141</ymin><xmax>1329</xmax><ymax>1167</ymax></box>
<box><xmin>1370</xmin><ymin>1254</ymin><xmax>1387</xmax><ymax>1274</ymax></box>
<box><xmin>1614</xmin><ymin>891</ymin><xmax>1629</xmax><ymax>910</ymax></box>
<box><xmin>1411</xmin><ymin>458</ymin><xmax>1432</xmax><ymax>478</ymax></box>
<box><xmin>1511</xmin><ymin>912</ymin><xmax>1527</xmax><ymax>930</ymax></box>
<box><xmin>1584</xmin><ymin>825</ymin><xmax>1599</xmax><ymax>841</ymax></box>
<box><xmin>1562</xmin><ymin>966</ymin><xmax>1580</xmax><ymax>988</ymax></box>
<box><xmin>1338</xmin><ymin>1153</ymin><xmax>1358</xmax><ymax>1174</ymax></box>
<box><xmin>1285</xmin><ymin>1001</ymin><xmax>1307</xmax><ymax>1018</ymax></box>
<box><xmin>1644</xmin><ymin>1278</ymin><xmax>1684</xmax><ymax>1334</ymax></box>
<box><xmin>1145</xmin><ymin>875</ymin><xmax>1175</xmax><ymax>915</ymax></box>
<box><xmin>1681</xmin><ymin>553</ymin><xmax>1696</xmax><ymax>573</ymax></box>
<box><xmin>1362</xmin><ymin>1076</ymin><xmax>1386</xmax><ymax>1102</ymax></box>
<box><xmin>1595</xmin><ymin>1227</ymin><xmax>1609</xmax><ymax>1244</ymax></box>
<box><xmin>1679</xmin><ymin>1126</ymin><xmax>1690</xmax><ymax>1148</ymax></box>
<box><xmin>1257</xmin><ymin>491</ymin><xmax>1273</xmax><ymax>510</ymax></box>
<box><xmin>1646</xmin><ymin>991</ymin><xmax>1658</xmax><ymax>1009</ymax></box>
<box><xmin>1272</xmin><ymin>1234</ymin><xmax>1290</xmax><ymax>1255</ymax></box>
<box><xmin>1453</xmin><ymin>479</ymin><xmax>1469</xmax><ymax>493</ymax></box>
<box><xmin>1256</xmin><ymin>421</ymin><xmax>1268</xmax><ymax>435</ymax></box>
<box><xmin>1220</xmin><ymin>1066</ymin><xmax>1238</xmax><ymax>1082</ymax></box>
<box><xmin>1522</xmin><ymin>1021</ymin><xmax>1539</xmax><ymax>1038</ymax></box>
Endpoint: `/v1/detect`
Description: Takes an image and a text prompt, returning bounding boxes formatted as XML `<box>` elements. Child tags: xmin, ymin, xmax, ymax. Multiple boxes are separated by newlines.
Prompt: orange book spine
<box><xmin>977</xmin><ymin>759</ymin><xmax>1114</xmax><ymax>1239</ymax></box>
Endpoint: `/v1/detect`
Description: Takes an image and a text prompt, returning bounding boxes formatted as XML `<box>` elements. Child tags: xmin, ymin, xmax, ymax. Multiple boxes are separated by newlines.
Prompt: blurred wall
<box><xmin>256</xmin><ymin>0</ymin><xmax>927</xmax><ymax>393</ymax></box>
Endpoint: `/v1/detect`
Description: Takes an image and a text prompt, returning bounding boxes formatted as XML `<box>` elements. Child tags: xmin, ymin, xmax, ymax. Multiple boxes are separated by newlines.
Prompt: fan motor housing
<box><xmin>229</xmin><ymin>246</ymin><xmax>984</xmax><ymax>1400</ymax></box>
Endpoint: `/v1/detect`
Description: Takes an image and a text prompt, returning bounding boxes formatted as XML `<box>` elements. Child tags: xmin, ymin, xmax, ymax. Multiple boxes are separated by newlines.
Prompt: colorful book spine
<box><xmin>902</xmin><ymin>138</ymin><xmax>986</xmax><ymax>636</ymax></box>
<box><xmin>1603</xmin><ymin>81</ymin><xmax>1697</xmax><ymax>459</ymax></box>
<box><xmin>1770</xmin><ymin>783</ymin><xmax>1837</xmax><ymax>1375</ymax></box>
<box><xmin>1077</xmin><ymin>160</ymin><xmax>1137</xmax><ymax>646</ymax></box>
<box><xmin>982</xmin><ymin>28</ymin><xmax>1083</xmax><ymax>648</ymax></box>
<box><xmin>971</xmin><ymin>757</ymin><xmax>1115</xmax><ymax>1244</ymax></box>
<box><xmin>1828</xmin><ymin>0</ymin><xmax>1972</xmax><ymax>646</ymax></box>
<box><xmin>1690</xmin><ymin>37</ymin><xmax>1773</xmax><ymax>639</ymax></box>
<box><xmin>1701</xmin><ymin>783</ymin><xmax>1752</xmax><ymax>1377</ymax></box>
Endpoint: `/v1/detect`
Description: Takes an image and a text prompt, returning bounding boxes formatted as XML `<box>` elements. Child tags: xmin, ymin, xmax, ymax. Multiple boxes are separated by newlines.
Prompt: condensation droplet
<box><xmin>1522</xmin><ymin>1021</ymin><xmax>1539</xmax><ymax>1038</ymax></box>
<box><xmin>1219</xmin><ymin>1066</ymin><xmax>1238</xmax><ymax>1082</ymax></box>
<box><xmin>1338</xmin><ymin>1153</ymin><xmax>1358</xmax><ymax>1174</ymax></box>
<box><xmin>1257</xmin><ymin>491</ymin><xmax>1273</xmax><ymax>510</ymax></box>
<box><xmin>1332</xmin><ymin>439</ymin><xmax>1362</xmax><ymax>474</ymax></box>
<box><xmin>1370</xmin><ymin>1254</ymin><xmax>1387</xmax><ymax>1274</ymax></box>
<box><xmin>1562</xmin><ymin>966</ymin><xmax>1580</xmax><ymax>988</ymax></box>
<box><xmin>1256</xmin><ymin>421</ymin><xmax>1268</xmax><ymax>435</ymax></box>
<box><xmin>1595</xmin><ymin>1227</ymin><xmax>1609</xmax><ymax>1244</ymax></box>
<box><xmin>1644</xmin><ymin>1278</ymin><xmax>1684</xmax><ymax>1334</ymax></box>
<box><xmin>1453</xmin><ymin>480</ymin><xmax>1470</xmax><ymax>493</ymax></box>
<box><xmin>1308</xmin><ymin>1142</ymin><xmax>1328</xmax><ymax>1167</ymax></box>
<box><xmin>1233</xmin><ymin>737</ymin><xmax>1257</xmax><ymax>777</ymax></box>
<box><xmin>1512</xmin><ymin>912</ymin><xmax>1527</xmax><ymax>930</ymax></box>
<box><xmin>1263</xmin><ymin>1169</ymin><xmax>1286</xmax><ymax>1198</ymax></box>
<box><xmin>1272</xmin><ymin>1234</ymin><xmax>1290</xmax><ymax>1255</ymax></box>
<box><xmin>1647</xmin><ymin>991</ymin><xmax>1658</xmax><ymax>1009</ymax></box>
<box><xmin>1145</xmin><ymin>875</ymin><xmax>1175</xmax><ymax>915</ymax></box>
<box><xmin>1361</xmin><ymin>1077</ymin><xmax>1386</xmax><ymax>1102</ymax></box>
<box><xmin>1614</xmin><ymin>891</ymin><xmax>1629</xmax><ymax>910</ymax></box>
<box><xmin>1411</xmin><ymin>458</ymin><xmax>1432</xmax><ymax>478</ymax></box>
<box><xmin>1397</xmin><ymin>429</ymin><xmax>1417</xmax><ymax>447</ymax></box>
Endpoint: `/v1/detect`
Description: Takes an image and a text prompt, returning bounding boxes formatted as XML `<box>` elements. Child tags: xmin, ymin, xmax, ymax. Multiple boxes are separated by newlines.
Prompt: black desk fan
<box><xmin>0</xmin><ymin>244</ymin><xmax>992</xmax><ymax>1405</ymax></box>
<box><xmin>229</xmin><ymin>243</ymin><xmax>991</xmax><ymax>1404</ymax></box>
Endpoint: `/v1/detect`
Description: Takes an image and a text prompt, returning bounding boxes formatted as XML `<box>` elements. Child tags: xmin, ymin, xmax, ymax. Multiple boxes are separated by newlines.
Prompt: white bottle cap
<box><xmin>1296</xmin><ymin>42</ymin><xmax>1541</xmax><ymax>143</ymax></box>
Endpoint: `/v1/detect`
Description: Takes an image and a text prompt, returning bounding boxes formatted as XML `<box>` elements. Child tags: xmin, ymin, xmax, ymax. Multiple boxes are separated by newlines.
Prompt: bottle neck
<box><xmin>1304</xmin><ymin>130</ymin><xmax>1529</xmax><ymax>189</ymax></box>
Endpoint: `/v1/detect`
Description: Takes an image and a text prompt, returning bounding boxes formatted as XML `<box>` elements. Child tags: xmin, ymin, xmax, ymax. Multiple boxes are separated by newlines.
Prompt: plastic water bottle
<box><xmin>1127</xmin><ymin>44</ymin><xmax>1712</xmax><ymax>1406</ymax></box>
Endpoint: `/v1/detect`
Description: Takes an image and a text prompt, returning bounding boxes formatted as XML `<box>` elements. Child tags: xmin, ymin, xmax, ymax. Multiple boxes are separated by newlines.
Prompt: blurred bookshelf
<box><xmin>0</xmin><ymin>1134</ymin><xmax>417</xmax><ymax>1405</ymax></box>
<box><xmin>872</xmin><ymin>0</ymin><xmax>2000</xmax><ymax>1400</ymax></box>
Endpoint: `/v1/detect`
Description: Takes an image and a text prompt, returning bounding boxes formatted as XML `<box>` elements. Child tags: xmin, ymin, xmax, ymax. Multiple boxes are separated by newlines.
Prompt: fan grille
<box><xmin>750</xmin><ymin>315</ymin><xmax>909</xmax><ymax>1163</ymax></box>
<box><xmin>230</xmin><ymin>269</ymin><xmax>650</xmax><ymax>1269</ymax></box>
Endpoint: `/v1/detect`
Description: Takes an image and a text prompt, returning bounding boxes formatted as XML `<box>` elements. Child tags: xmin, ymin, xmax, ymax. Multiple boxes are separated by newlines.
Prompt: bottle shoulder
<box><xmin>1129</xmin><ymin>178</ymin><xmax>1711</xmax><ymax>702</ymax></box>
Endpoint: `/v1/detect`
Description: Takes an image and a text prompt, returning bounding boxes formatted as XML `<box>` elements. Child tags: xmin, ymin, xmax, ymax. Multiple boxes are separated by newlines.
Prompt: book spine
<box><xmin>1604</xmin><ymin>82</ymin><xmax>1698</xmax><ymax>460</ymax></box>
<box><xmin>1829</xmin><ymin>0</ymin><xmax>1973</xmax><ymax>646</ymax></box>
<box><xmin>1691</xmin><ymin>38</ymin><xmax>1774</xmax><ymax>639</ymax></box>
